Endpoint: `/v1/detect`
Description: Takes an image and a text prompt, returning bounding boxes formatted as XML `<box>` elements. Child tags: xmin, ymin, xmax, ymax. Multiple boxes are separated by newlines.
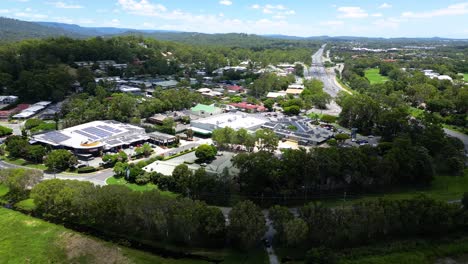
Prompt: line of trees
<box><xmin>270</xmin><ymin>196</ymin><xmax>468</xmax><ymax>258</ymax></box>
<box><xmin>24</xmin><ymin>177</ymin><xmax>265</xmax><ymax>250</ymax></box>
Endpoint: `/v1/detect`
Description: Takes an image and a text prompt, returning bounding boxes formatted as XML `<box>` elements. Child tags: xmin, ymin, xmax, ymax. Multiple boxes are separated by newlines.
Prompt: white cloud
<box><xmin>219</xmin><ymin>0</ymin><xmax>232</xmax><ymax>6</ymax></box>
<box><xmin>15</xmin><ymin>12</ymin><xmax>48</xmax><ymax>19</ymax></box>
<box><xmin>49</xmin><ymin>1</ymin><xmax>83</xmax><ymax>9</ymax></box>
<box><xmin>371</xmin><ymin>13</ymin><xmax>383</xmax><ymax>17</ymax></box>
<box><xmin>117</xmin><ymin>0</ymin><xmax>167</xmax><ymax>16</ymax></box>
<box><xmin>251</xmin><ymin>4</ymin><xmax>295</xmax><ymax>19</ymax></box>
<box><xmin>0</xmin><ymin>9</ymin><xmax>10</xmax><ymax>14</ymax></box>
<box><xmin>337</xmin><ymin>6</ymin><xmax>368</xmax><ymax>18</ymax></box>
<box><xmin>379</xmin><ymin>3</ymin><xmax>392</xmax><ymax>9</ymax></box>
<box><xmin>402</xmin><ymin>2</ymin><xmax>468</xmax><ymax>18</ymax></box>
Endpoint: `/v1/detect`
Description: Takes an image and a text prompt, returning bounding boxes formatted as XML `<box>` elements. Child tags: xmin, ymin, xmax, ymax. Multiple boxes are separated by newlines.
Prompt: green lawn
<box><xmin>464</xmin><ymin>73</ymin><xmax>468</xmax><ymax>82</ymax></box>
<box><xmin>0</xmin><ymin>207</ymin><xmax>206</xmax><ymax>264</ymax></box>
<box><xmin>15</xmin><ymin>198</ymin><xmax>37</xmax><ymax>211</ymax></box>
<box><xmin>0</xmin><ymin>184</ymin><xmax>8</xmax><ymax>197</ymax></box>
<box><xmin>106</xmin><ymin>176</ymin><xmax>178</xmax><ymax>198</ymax></box>
<box><xmin>339</xmin><ymin>237</ymin><xmax>468</xmax><ymax>264</ymax></box>
<box><xmin>322</xmin><ymin>170</ymin><xmax>468</xmax><ymax>208</ymax></box>
<box><xmin>365</xmin><ymin>68</ymin><xmax>389</xmax><ymax>84</ymax></box>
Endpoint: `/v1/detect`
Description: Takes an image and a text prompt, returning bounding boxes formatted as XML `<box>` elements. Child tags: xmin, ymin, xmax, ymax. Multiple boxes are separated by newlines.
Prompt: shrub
<box><xmin>77</xmin><ymin>166</ymin><xmax>97</xmax><ymax>173</ymax></box>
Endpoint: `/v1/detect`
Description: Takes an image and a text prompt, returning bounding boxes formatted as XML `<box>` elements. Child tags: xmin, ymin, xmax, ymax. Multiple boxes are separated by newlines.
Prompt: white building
<box><xmin>0</xmin><ymin>96</ymin><xmax>18</xmax><ymax>105</ymax></box>
<box><xmin>12</xmin><ymin>101</ymin><xmax>52</xmax><ymax>119</ymax></box>
<box><xmin>190</xmin><ymin>112</ymin><xmax>268</xmax><ymax>135</ymax></box>
<box><xmin>32</xmin><ymin>120</ymin><xmax>148</xmax><ymax>155</ymax></box>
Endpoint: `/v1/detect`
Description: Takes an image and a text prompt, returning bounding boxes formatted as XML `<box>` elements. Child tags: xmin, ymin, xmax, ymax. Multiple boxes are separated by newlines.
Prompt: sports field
<box><xmin>365</xmin><ymin>68</ymin><xmax>389</xmax><ymax>84</ymax></box>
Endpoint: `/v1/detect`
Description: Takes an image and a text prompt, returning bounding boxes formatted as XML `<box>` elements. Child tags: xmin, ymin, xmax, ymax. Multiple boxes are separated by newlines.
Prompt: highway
<box><xmin>307</xmin><ymin>44</ymin><xmax>346</xmax><ymax>98</ymax></box>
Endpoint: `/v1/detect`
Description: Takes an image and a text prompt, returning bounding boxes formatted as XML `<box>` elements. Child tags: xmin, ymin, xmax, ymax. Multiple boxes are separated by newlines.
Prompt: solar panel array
<box><xmin>42</xmin><ymin>131</ymin><xmax>71</xmax><ymax>144</ymax></box>
<box><xmin>82</xmin><ymin>127</ymin><xmax>113</xmax><ymax>138</ymax></box>
<box><xmin>97</xmin><ymin>125</ymin><xmax>122</xmax><ymax>134</ymax></box>
<box><xmin>74</xmin><ymin>130</ymin><xmax>100</xmax><ymax>141</ymax></box>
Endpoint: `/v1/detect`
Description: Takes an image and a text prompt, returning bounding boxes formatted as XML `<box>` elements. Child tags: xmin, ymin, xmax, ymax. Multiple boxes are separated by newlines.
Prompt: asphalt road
<box><xmin>0</xmin><ymin>160</ymin><xmax>113</xmax><ymax>186</ymax></box>
<box><xmin>444</xmin><ymin>128</ymin><xmax>468</xmax><ymax>153</ymax></box>
<box><xmin>307</xmin><ymin>44</ymin><xmax>344</xmax><ymax>98</ymax></box>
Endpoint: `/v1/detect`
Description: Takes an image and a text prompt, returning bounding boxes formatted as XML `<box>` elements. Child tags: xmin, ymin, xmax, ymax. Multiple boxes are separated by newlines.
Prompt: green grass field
<box><xmin>0</xmin><ymin>207</ymin><xmax>207</xmax><ymax>264</ymax></box>
<box><xmin>464</xmin><ymin>73</ymin><xmax>468</xmax><ymax>82</ymax></box>
<box><xmin>365</xmin><ymin>68</ymin><xmax>389</xmax><ymax>84</ymax></box>
<box><xmin>339</xmin><ymin>237</ymin><xmax>468</xmax><ymax>264</ymax></box>
<box><xmin>106</xmin><ymin>176</ymin><xmax>178</xmax><ymax>198</ymax></box>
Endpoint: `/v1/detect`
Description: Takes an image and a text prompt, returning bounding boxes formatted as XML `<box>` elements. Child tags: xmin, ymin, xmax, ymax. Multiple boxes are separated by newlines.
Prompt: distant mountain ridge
<box><xmin>0</xmin><ymin>17</ymin><xmax>80</xmax><ymax>42</ymax></box>
<box><xmin>0</xmin><ymin>17</ymin><xmax>466</xmax><ymax>44</ymax></box>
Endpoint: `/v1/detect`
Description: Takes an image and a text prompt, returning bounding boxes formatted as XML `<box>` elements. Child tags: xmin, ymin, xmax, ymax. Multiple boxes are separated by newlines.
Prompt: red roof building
<box><xmin>230</xmin><ymin>102</ymin><xmax>266</xmax><ymax>112</ymax></box>
<box><xmin>0</xmin><ymin>104</ymin><xmax>30</xmax><ymax>119</ymax></box>
<box><xmin>226</xmin><ymin>85</ymin><xmax>245</xmax><ymax>93</ymax></box>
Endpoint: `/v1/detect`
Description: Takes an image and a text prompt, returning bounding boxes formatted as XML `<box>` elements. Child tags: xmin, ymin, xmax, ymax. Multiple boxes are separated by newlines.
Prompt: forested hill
<box><xmin>0</xmin><ymin>17</ymin><xmax>79</xmax><ymax>42</ymax></box>
<box><xmin>1</xmin><ymin>18</ymin><xmax>317</xmax><ymax>48</ymax></box>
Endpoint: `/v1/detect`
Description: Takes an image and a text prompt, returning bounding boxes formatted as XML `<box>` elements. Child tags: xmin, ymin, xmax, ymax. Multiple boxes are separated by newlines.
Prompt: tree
<box><xmin>185</xmin><ymin>129</ymin><xmax>194</xmax><ymax>140</ymax></box>
<box><xmin>44</xmin><ymin>150</ymin><xmax>77</xmax><ymax>172</ymax></box>
<box><xmin>113</xmin><ymin>162</ymin><xmax>129</xmax><ymax>178</ymax></box>
<box><xmin>283</xmin><ymin>218</ymin><xmax>308</xmax><ymax>247</ymax></box>
<box><xmin>283</xmin><ymin>105</ymin><xmax>301</xmax><ymax>115</ymax></box>
<box><xmin>255</xmin><ymin>129</ymin><xmax>279</xmax><ymax>153</ymax></box>
<box><xmin>0</xmin><ymin>125</ymin><xmax>13</xmax><ymax>136</ymax></box>
<box><xmin>263</xmin><ymin>99</ymin><xmax>275</xmax><ymax>111</ymax></box>
<box><xmin>212</xmin><ymin>127</ymin><xmax>235</xmax><ymax>150</ymax></box>
<box><xmin>269</xmin><ymin>205</ymin><xmax>294</xmax><ymax>242</ymax></box>
<box><xmin>195</xmin><ymin>144</ymin><xmax>217</xmax><ymax>162</ymax></box>
<box><xmin>26</xmin><ymin>145</ymin><xmax>47</xmax><ymax>163</ymax></box>
<box><xmin>295</xmin><ymin>63</ymin><xmax>304</xmax><ymax>77</ymax></box>
<box><xmin>135</xmin><ymin>143</ymin><xmax>153</xmax><ymax>157</ymax></box>
<box><xmin>5</xmin><ymin>136</ymin><xmax>29</xmax><ymax>158</ymax></box>
<box><xmin>334</xmin><ymin>133</ymin><xmax>350</xmax><ymax>144</ymax></box>
<box><xmin>320</xmin><ymin>114</ymin><xmax>337</xmax><ymax>124</ymax></box>
<box><xmin>0</xmin><ymin>168</ymin><xmax>43</xmax><ymax>200</ymax></box>
<box><xmin>172</xmin><ymin>164</ymin><xmax>193</xmax><ymax>196</ymax></box>
<box><xmin>158</xmin><ymin>118</ymin><xmax>176</xmax><ymax>135</ymax></box>
<box><xmin>228</xmin><ymin>200</ymin><xmax>267</xmax><ymax>250</ymax></box>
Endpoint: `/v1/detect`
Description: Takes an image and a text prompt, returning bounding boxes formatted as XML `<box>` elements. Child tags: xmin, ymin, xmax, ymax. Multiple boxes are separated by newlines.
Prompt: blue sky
<box><xmin>0</xmin><ymin>0</ymin><xmax>467</xmax><ymax>38</ymax></box>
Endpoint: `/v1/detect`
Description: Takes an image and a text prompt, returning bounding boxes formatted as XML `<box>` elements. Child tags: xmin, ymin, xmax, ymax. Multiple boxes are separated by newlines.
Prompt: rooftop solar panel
<box><xmin>97</xmin><ymin>125</ymin><xmax>123</xmax><ymax>134</ymax></box>
<box><xmin>42</xmin><ymin>131</ymin><xmax>70</xmax><ymax>144</ymax></box>
<box><xmin>83</xmin><ymin>127</ymin><xmax>112</xmax><ymax>138</ymax></box>
<box><xmin>74</xmin><ymin>130</ymin><xmax>100</xmax><ymax>141</ymax></box>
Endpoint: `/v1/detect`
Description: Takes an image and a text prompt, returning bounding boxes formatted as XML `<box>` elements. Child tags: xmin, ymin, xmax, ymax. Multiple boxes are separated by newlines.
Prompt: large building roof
<box><xmin>32</xmin><ymin>120</ymin><xmax>147</xmax><ymax>150</ymax></box>
<box><xmin>191</xmin><ymin>112</ymin><xmax>268</xmax><ymax>132</ymax></box>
